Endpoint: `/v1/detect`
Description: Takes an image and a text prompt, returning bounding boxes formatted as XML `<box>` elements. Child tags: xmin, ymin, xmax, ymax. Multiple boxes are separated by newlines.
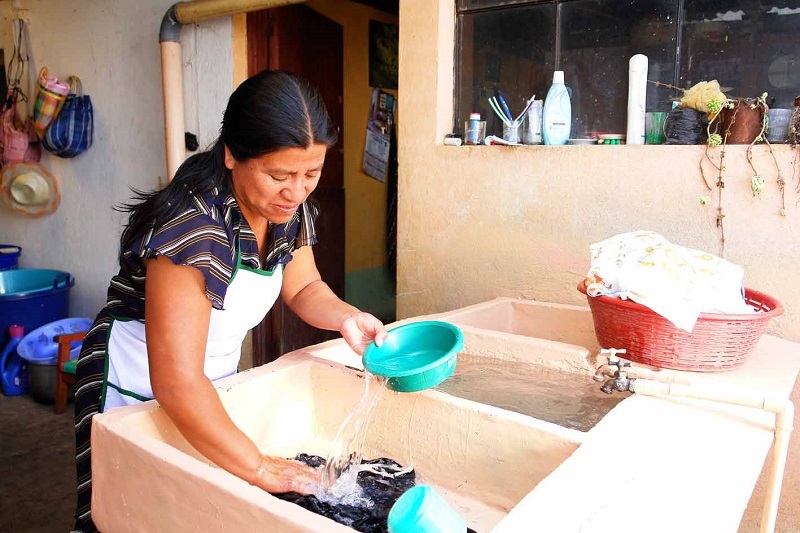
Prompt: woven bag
<box><xmin>42</xmin><ymin>76</ymin><xmax>93</xmax><ymax>158</ymax></box>
<box><xmin>32</xmin><ymin>67</ymin><xmax>69</xmax><ymax>138</ymax></box>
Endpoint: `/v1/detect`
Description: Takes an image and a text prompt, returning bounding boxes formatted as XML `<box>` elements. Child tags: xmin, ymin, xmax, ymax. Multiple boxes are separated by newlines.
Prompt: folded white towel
<box><xmin>585</xmin><ymin>231</ymin><xmax>752</xmax><ymax>332</ymax></box>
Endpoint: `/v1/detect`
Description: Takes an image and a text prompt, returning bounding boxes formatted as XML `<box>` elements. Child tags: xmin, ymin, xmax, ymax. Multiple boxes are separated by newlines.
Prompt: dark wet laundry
<box><xmin>273</xmin><ymin>455</ymin><xmax>480</xmax><ymax>533</ymax></box>
<box><xmin>273</xmin><ymin>455</ymin><xmax>414</xmax><ymax>533</ymax></box>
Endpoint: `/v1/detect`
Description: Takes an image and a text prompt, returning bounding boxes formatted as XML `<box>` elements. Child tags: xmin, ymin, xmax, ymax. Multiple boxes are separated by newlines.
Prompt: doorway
<box><xmin>247</xmin><ymin>4</ymin><xmax>345</xmax><ymax>365</ymax></box>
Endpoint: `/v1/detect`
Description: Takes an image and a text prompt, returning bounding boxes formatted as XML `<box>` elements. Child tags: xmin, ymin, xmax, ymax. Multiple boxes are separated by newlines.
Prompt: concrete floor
<box><xmin>0</xmin><ymin>395</ymin><xmax>75</xmax><ymax>533</ymax></box>
<box><xmin>0</xmin><ymin>376</ymin><xmax>797</xmax><ymax>533</ymax></box>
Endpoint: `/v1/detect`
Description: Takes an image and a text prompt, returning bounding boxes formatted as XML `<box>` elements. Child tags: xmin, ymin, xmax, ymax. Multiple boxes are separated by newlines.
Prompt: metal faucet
<box><xmin>593</xmin><ymin>348</ymin><xmax>635</xmax><ymax>394</ymax></box>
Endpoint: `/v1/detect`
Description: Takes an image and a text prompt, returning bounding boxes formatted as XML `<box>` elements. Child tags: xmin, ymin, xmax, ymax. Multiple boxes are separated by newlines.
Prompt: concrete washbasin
<box><xmin>91</xmin><ymin>351</ymin><xmax>583</xmax><ymax>532</ymax></box>
<box><xmin>91</xmin><ymin>297</ymin><xmax>800</xmax><ymax>532</ymax></box>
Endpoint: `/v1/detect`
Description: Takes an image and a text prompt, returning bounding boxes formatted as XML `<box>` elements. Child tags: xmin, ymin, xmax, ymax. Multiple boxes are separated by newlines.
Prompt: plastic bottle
<box><xmin>626</xmin><ymin>54</ymin><xmax>648</xmax><ymax>145</ymax></box>
<box><xmin>543</xmin><ymin>71</ymin><xmax>571</xmax><ymax>145</ymax></box>
<box><xmin>464</xmin><ymin>112</ymin><xmax>485</xmax><ymax>145</ymax></box>
<box><xmin>523</xmin><ymin>100</ymin><xmax>544</xmax><ymax>145</ymax></box>
<box><xmin>1</xmin><ymin>325</ymin><xmax>28</xmax><ymax>396</ymax></box>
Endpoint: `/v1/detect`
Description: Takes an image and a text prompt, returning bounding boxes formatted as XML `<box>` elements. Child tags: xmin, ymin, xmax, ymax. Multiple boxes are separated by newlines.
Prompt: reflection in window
<box><xmin>681</xmin><ymin>3</ymin><xmax>800</xmax><ymax>110</ymax></box>
<box><xmin>456</xmin><ymin>1</ymin><xmax>800</xmax><ymax>139</ymax></box>
<box><xmin>456</xmin><ymin>5</ymin><xmax>556</xmax><ymax>139</ymax></box>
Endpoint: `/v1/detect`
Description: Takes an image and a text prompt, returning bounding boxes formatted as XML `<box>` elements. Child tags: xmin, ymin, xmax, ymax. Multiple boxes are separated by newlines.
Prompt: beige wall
<box><xmin>0</xmin><ymin>0</ymin><xmax>232</xmax><ymax>319</ymax></box>
<box><xmin>397</xmin><ymin>0</ymin><xmax>800</xmax><ymax>343</ymax></box>
<box><xmin>307</xmin><ymin>0</ymin><xmax>398</xmax><ymax>274</ymax></box>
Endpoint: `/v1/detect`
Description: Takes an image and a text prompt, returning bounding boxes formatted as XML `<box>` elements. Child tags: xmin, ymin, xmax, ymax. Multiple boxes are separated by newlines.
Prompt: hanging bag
<box><xmin>1</xmin><ymin>19</ymin><xmax>41</xmax><ymax>164</ymax></box>
<box><xmin>31</xmin><ymin>67</ymin><xmax>69</xmax><ymax>138</ymax></box>
<box><xmin>1</xmin><ymin>90</ymin><xmax>41</xmax><ymax>164</ymax></box>
<box><xmin>42</xmin><ymin>76</ymin><xmax>93</xmax><ymax>158</ymax></box>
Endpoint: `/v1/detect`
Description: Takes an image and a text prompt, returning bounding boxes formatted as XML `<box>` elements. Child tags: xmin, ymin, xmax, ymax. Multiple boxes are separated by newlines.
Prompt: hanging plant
<box><xmin>648</xmin><ymin>80</ymin><xmax>797</xmax><ymax>255</ymax></box>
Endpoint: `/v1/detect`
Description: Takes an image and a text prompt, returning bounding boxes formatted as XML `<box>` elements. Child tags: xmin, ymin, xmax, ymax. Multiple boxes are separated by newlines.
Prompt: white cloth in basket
<box><xmin>585</xmin><ymin>231</ymin><xmax>752</xmax><ymax>332</ymax></box>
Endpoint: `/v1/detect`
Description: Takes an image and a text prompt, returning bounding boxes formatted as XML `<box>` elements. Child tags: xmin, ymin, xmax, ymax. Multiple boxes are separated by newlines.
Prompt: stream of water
<box><xmin>319</xmin><ymin>371</ymin><xmax>389</xmax><ymax>506</ymax></box>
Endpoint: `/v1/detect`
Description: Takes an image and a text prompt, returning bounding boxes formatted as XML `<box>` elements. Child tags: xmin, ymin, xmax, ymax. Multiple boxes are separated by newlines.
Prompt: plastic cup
<box><xmin>388</xmin><ymin>485</ymin><xmax>467</xmax><ymax>533</ymax></box>
<box><xmin>502</xmin><ymin>122</ymin><xmax>522</xmax><ymax>143</ymax></box>
<box><xmin>645</xmin><ymin>112</ymin><xmax>668</xmax><ymax>144</ymax></box>
<box><xmin>523</xmin><ymin>101</ymin><xmax>543</xmax><ymax>144</ymax></box>
<box><xmin>463</xmin><ymin>120</ymin><xmax>486</xmax><ymax>145</ymax></box>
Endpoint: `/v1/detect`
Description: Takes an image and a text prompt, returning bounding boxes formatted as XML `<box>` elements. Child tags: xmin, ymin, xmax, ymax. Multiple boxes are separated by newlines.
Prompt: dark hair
<box><xmin>117</xmin><ymin>70</ymin><xmax>337</xmax><ymax>255</ymax></box>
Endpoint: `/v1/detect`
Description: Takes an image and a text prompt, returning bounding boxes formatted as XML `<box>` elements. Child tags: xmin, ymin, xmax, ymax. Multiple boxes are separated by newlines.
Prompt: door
<box><xmin>247</xmin><ymin>5</ymin><xmax>345</xmax><ymax>365</ymax></box>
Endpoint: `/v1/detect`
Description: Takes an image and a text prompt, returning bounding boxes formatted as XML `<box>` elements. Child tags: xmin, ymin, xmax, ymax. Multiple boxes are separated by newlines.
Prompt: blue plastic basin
<box><xmin>0</xmin><ymin>245</ymin><xmax>21</xmax><ymax>271</ymax></box>
<box><xmin>17</xmin><ymin>317</ymin><xmax>93</xmax><ymax>365</ymax></box>
<box><xmin>363</xmin><ymin>321</ymin><xmax>464</xmax><ymax>392</ymax></box>
<box><xmin>0</xmin><ymin>269</ymin><xmax>75</xmax><ymax>349</ymax></box>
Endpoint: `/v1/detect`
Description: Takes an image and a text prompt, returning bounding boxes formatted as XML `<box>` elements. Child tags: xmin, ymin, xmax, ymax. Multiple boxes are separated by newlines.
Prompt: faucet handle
<box><xmin>599</xmin><ymin>348</ymin><xmax>628</xmax><ymax>364</ymax></box>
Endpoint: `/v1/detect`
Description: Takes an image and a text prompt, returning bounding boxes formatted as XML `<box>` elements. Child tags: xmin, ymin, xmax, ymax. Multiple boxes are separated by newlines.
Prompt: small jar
<box><xmin>464</xmin><ymin>113</ymin><xmax>486</xmax><ymax>145</ymax></box>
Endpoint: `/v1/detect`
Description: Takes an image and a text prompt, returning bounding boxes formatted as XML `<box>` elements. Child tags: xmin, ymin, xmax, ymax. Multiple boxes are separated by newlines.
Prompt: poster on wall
<box><xmin>368</xmin><ymin>20</ymin><xmax>398</xmax><ymax>90</ymax></box>
<box><xmin>362</xmin><ymin>88</ymin><xmax>396</xmax><ymax>183</ymax></box>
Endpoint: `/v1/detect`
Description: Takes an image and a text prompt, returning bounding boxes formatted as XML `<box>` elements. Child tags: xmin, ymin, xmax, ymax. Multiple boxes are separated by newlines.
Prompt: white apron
<box><xmin>102</xmin><ymin>262</ymin><xmax>282</xmax><ymax>411</ymax></box>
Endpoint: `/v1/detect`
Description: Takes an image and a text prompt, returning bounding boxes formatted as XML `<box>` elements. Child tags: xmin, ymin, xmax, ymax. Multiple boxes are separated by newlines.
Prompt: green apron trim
<box><xmin>105</xmin><ymin>381</ymin><xmax>152</xmax><ymax>403</ymax></box>
<box><xmin>99</xmin><ymin>316</ymin><xmax>114</xmax><ymax>412</ymax></box>
<box><xmin>230</xmin><ymin>243</ymin><xmax>281</xmax><ymax>285</ymax></box>
<box><xmin>101</xmin><ymin>314</ymin><xmax>149</xmax><ymax>411</ymax></box>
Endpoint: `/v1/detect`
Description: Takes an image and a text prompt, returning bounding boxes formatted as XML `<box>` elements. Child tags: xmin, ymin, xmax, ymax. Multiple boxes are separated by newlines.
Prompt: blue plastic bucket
<box><xmin>0</xmin><ymin>245</ymin><xmax>21</xmax><ymax>271</ymax></box>
<box><xmin>0</xmin><ymin>269</ymin><xmax>75</xmax><ymax>350</ymax></box>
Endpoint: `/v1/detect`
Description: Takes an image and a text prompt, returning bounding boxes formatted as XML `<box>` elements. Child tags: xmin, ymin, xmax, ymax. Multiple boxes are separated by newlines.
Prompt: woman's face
<box><xmin>226</xmin><ymin>144</ymin><xmax>327</xmax><ymax>225</ymax></box>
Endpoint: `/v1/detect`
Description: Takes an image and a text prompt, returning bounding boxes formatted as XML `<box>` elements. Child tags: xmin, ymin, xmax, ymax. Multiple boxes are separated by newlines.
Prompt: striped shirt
<box><xmin>107</xmin><ymin>183</ymin><xmax>318</xmax><ymax>318</ymax></box>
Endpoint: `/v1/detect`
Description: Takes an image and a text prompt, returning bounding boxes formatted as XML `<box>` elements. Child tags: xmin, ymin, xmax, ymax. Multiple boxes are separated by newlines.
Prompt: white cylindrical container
<box><xmin>523</xmin><ymin>100</ymin><xmax>543</xmax><ymax>144</ymax></box>
<box><xmin>626</xmin><ymin>54</ymin><xmax>648</xmax><ymax>145</ymax></box>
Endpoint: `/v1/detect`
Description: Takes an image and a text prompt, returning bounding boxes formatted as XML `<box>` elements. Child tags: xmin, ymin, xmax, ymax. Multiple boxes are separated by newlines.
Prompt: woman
<box><xmin>72</xmin><ymin>70</ymin><xmax>387</xmax><ymax>532</ymax></box>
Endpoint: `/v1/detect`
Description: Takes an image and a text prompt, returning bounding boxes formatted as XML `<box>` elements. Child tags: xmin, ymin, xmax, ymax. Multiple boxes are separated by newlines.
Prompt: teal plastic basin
<box><xmin>388</xmin><ymin>485</ymin><xmax>467</xmax><ymax>533</ymax></box>
<box><xmin>362</xmin><ymin>321</ymin><xmax>464</xmax><ymax>393</ymax></box>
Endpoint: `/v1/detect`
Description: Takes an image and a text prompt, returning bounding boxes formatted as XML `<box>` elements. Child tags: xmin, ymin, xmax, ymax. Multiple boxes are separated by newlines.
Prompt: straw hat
<box><xmin>1</xmin><ymin>161</ymin><xmax>61</xmax><ymax>217</ymax></box>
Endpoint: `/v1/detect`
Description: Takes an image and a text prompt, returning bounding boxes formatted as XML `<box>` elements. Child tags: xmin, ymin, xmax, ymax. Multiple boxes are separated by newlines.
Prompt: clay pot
<box><xmin>717</xmin><ymin>98</ymin><xmax>765</xmax><ymax>144</ymax></box>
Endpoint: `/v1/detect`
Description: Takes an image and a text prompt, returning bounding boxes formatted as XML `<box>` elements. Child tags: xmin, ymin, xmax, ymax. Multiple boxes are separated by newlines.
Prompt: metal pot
<box><xmin>27</xmin><ymin>362</ymin><xmax>73</xmax><ymax>404</ymax></box>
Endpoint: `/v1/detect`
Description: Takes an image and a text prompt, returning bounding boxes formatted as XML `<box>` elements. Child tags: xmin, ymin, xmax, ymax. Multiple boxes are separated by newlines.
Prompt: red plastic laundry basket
<box><xmin>577</xmin><ymin>281</ymin><xmax>783</xmax><ymax>371</ymax></box>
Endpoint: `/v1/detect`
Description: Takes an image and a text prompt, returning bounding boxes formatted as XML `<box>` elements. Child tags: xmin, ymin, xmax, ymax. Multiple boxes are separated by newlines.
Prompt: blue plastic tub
<box><xmin>0</xmin><ymin>269</ymin><xmax>75</xmax><ymax>350</ymax></box>
<box><xmin>0</xmin><ymin>245</ymin><xmax>21</xmax><ymax>271</ymax></box>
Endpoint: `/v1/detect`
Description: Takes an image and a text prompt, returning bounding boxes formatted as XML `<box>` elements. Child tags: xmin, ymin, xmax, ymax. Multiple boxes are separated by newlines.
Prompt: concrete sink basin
<box><xmin>91</xmin><ymin>352</ymin><xmax>583</xmax><ymax>532</ymax></box>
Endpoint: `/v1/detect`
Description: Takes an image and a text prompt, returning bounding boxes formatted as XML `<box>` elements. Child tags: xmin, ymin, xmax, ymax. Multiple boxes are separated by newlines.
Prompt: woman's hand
<box><xmin>251</xmin><ymin>455</ymin><xmax>323</xmax><ymax>495</ymax></box>
<box><xmin>340</xmin><ymin>312</ymin><xmax>388</xmax><ymax>356</ymax></box>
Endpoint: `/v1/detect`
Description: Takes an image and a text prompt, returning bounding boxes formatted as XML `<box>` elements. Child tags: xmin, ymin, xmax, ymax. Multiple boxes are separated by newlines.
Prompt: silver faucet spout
<box><xmin>601</xmin><ymin>376</ymin><xmax>635</xmax><ymax>394</ymax></box>
<box><xmin>595</xmin><ymin>348</ymin><xmax>634</xmax><ymax>394</ymax></box>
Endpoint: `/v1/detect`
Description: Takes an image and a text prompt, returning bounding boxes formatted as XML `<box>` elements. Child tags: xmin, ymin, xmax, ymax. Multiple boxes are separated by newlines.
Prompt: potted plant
<box><xmin>650</xmin><ymin>80</ymin><xmax>789</xmax><ymax>255</ymax></box>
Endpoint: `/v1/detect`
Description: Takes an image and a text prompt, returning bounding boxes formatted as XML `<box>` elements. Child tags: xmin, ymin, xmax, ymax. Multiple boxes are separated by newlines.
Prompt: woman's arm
<box><xmin>144</xmin><ymin>255</ymin><xmax>320</xmax><ymax>493</ymax></box>
<box><xmin>281</xmin><ymin>246</ymin><xmax>387</xmax><ymax>355</ymax></box>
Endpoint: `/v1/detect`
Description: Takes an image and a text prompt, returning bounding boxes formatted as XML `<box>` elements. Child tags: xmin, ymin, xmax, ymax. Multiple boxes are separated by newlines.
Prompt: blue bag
<box><xmin>42</xmin><ymin>76</ymin><xmax>93</xmax><ymax>158</ymax></box>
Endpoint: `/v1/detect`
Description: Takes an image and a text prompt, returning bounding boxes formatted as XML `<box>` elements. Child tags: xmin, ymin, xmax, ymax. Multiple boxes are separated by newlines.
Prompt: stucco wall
<box><xmin>397</xmin><ymin>0</ymin><xmax>800</xmax><ymax>344</ymax></box>
<box><xmin>0</xmin><ymin>0</ymin><xmax>232</xmax><ymax>319</ymax></box>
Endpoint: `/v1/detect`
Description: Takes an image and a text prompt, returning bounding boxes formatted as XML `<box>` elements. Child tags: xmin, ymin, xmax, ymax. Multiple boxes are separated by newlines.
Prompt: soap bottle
<box><xmin>1</xmin><ymin>325</ymin><xmax>28</xmax><ymax>396</ymax></box>
<box><xmin>543</xmin><ymin>71</ymin><xmax>571</xmax><ymax>145</ymax></box>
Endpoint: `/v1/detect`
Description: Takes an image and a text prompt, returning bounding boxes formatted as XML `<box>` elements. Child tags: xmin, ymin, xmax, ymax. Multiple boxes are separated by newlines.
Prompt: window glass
<box><xmin>681</xmin><ymin>1</ymin><xmax>800</xmax><ymax>109</ymax></box>
<box><xmin>458</xmin><ymin>0</ymin><xmax>542</xmax><ymax>8</ymax></box>
<box><xmin>456</xmin><ymin>5</ymin><xmax>557</xmax><ymax>139</ymax></box>
<box><xmin>455</xmin><ymin>0</ymin><xmax>800</xmax><ymax>138</ymax></box>
<box><xmin>561</xmin><ymin>0</ymin><xmax>678</xmax><ymax>136</ymax></box>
